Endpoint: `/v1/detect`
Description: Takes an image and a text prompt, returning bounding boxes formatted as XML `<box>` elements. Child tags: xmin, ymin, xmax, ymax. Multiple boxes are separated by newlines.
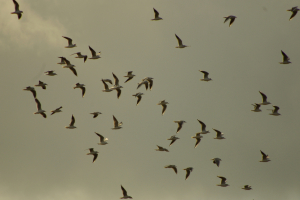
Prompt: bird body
<box><xmin>95</xmin><ymin>132</ymin><xmax>108</xmax><ymax>145</ymax></box>
<box><xmin>152</xmin><ymin>8</ymin><xmax>162</xmax><ymax>20</ymax></box>
<box><xmin>65</xmin><ymin>115</ymin><xmax>76</xmax><ymax>129</ymax></box>
<box><xmin>132</xmin><ymin>92</ymin><xmax>144</xmax><ymax>105</ymax></box>
<box><xmin>50</xmin><ymin>106</ymin><xmax>62</xmax><ymax>115</ymax></box>
<box><xmin>89</xmin><ymin>46</ymin><xmax>101</xmax><ymax>59</ymax></box>
<box><xmin>217</xmin><ymin>176</ymin><xmax>229</xmax><ymax>187</ymax></box>
<box><xmin>86</xmin><ymin>148</ymin><xmax>98</xmax><ymax>163</ymax></box>
<box><xmin>175</xmin><ymin>34</ymin><xmax>189</xmax><ymax>48</ymax></box>
<box><xmin>224</xmin><ymin>15</ymin><xmax>237</xmax><ymax>27</ymax></box>
<box><xmin>167</xmin><ymin>135</ymin><xmax>179</xmax><ymax>146</ymax></box>
<box><xmin>174</xmin><ymin>120</ymin><xmax>186</xmax><ymax>133</ymax></box>
<box><xmin>156</xmin><ymin>145</ymin><xmax>169</xmax><ymax>152</ymax></box>
<box><xmin>197</xmin><ymin>119</ymin><xmax>210</xmax><ymax>134</ymax></box>
<box><xmin>44</xmin><ymin>71</ymin><xmax>57</xmax><ymax>76</ymax></box>
<box><xmin>191</xmin><ymin>133</ymin><xmax>202</xmax><ymax>148</ymax></box>
<box><xmin>211</xmin><ymin>158</ymin><xmax>222</xmax><ymax>167</ymax></box>
<box><xmin>183</xmin><ymin>167</ymin><xmax>193</xmax><ymax>180</ymax></box>
<box><xmin>35</xmin><ymin>81</ymin><xmax>47</xmax><ymax>90</ymax></box>
<box><xmin>287</xmin><ymin>6</ymin><xmax>300</xmax><ymax>20</ymax></box>
<box><xmin>269</xmin><ymin>106</ymin><xmax>281</xmax><ymax>116</ymax></box>
<box><xmin>124</xmin><ymin>71</ymin><xmax>135</xmax><ymax>83</ymax></box>
<box><xmin>120</xmin><ymin>185</ymin><xmax>132</xmax><ymax>199</ymax></box>
<box><xmin>258</xmin><ymin>91</ymin><xmax>271</xmax><ymax>105</ymax></box>
<box><xmin>251</xmin><ymin>103</ymin><xmax>262</xmax><ymax>112</ymax></box>
<box><xmin>73</xmin><ymin>83</ymin><xmax>86</xmax><ymax>97</ymax></box>
<box><xmin>157</xmin><ymin>100</ymin><xmax>169</xmax><ymax>115</ymax></box>
<box><xmin>260</xmin><ymin>150</ymin><xmax>271</xmax><ymax>162</ymax></box>
<box><xmin>242</xmin><ymin>185</ymin><xmax>252</xmax><ymax>190</ymax></box>
<box><xmin>62</xmin><ymin>36</ymin><xmax>76</xmax><ymax>48</ymax></box>
<box><xmin>90</xmin><ymin>112</ymin><xmax>102</xmax><ymax>118</ymax></box>
<box><xmin>112</xmin><ymin>115</ymin><xmax>122</xmax><ymax>129</ymax></box>
<box><xmin>279</xmin><ymin>50</ymin><xmax>291</xmax><ymax>64</ymax></box>
<box><xmin>213</xmin><ymin>128</ymin><xmax>225</xmax><ymax>139</ymax></box>
<box><xmin>199</xmin><ymin>71</ymin><xmax>212</xmax><ymax>81</ymax></box>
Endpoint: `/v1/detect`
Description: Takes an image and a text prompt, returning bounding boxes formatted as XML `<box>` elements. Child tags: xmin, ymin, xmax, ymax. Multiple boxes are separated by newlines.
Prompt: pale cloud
<box><xmin>0</xmin><ymin>1</ymin><xmax>66</xmax><ymax>49</ymax></box>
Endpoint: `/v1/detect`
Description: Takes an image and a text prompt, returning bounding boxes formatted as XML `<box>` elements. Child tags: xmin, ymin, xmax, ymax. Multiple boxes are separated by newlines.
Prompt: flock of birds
<box><xmin>13</xmin><ymin>0</ymin><xmax>298</xmax><ymax>198</ymax></box>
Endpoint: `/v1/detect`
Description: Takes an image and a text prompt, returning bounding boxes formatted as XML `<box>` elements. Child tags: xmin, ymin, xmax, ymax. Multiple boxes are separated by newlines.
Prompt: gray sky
<box><xmin>1</xmin><ymin>0</ymin><xmax>300</xmax><ymax>199</ymax></box>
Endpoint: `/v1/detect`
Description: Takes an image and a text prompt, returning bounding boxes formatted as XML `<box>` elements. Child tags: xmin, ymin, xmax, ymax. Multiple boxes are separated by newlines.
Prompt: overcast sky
<box><xmin>1</xmin><ymin>0</ymin><xmax>300</xmax><ymax>199</ymax></box>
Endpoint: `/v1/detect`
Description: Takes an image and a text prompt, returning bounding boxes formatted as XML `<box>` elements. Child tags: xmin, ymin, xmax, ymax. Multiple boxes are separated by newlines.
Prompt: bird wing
<box><xmin>197</xmin><ymin>119</ymin><xmax>206</xmax><ymax>131</ymax></box>
<box><xmin>113</xmin><ymin>115</ymin><xmax>118</xmax><ymax>127</ymax></box>
<box><xmin>13</xmin><ymin>0</ymin><xmax>20</xmax><ymax>11</ymax></box>
<box><xmin>89</xmin><ymin>46</ymin><xmax>96</xmax><ymax>57</ymax></box>
<box><xmin>137</xmin><ymin>95</ymin><xmax>142</xmax><ymax>105</ymax></box>
<box><xmin>290</xmin><ymin>11</ymin><xmax>298</xmax><ymax>20</ymax></box>
<box><xmin>112</xmin><ymin>73</ymin><xmax>119</xmax><ymax>86</ymax></box>
<box><xmin>116</xmin><ymin>88</ymin><xmax>121</xmax><ymax>99</ymax></box>
<box><xmin>102</xmin><ymin>79</ymin><xmax>109</xmax><ymax>90</ymax></box>
<box><xmin>35</xmin><ymin>98</ymin><xmax>42</xmax><ymax>110</ymax></box>
<box><xmin>30</xmin><ymin>90</ymin><xmax>37</xmax><ymax>98</ymax></box>
<box><xmin>124</xmin><ymin>77</ymin><xmax>133</xmax><ymax>83</ymax></box>
<box><xmin>177</xmin><ymin>123</ymin><xmax>182</xmax><ymax>133</ymax></box>
<box><xmin>229</xmin><ymin>18</ymin><xmax>236</xmax><ymax>27</ymax></box>
<box><xmin>162</xmin><ymin>104</ymin><xmax>167</xmax><ymax>115</ymax></box>
<box><xmin>70</xmin><ymin>115</ymin><xmax>75</xmax><ymax>126</ymax></box>
<box><xmin>213</xmin><ymin>129</ymin><xmax>221</xmax><ymax>137</ymax></box>
<box><xmin>147</xmin><ymin>79</ymin><xmax>153</xmax><ymax>90</ymax></box>
<box><xmin>259</xmin><ymin>91</ymin><xmax>267</xmax><ymax>102</ymax></box>
<box><xmin>95</xmin><ymin>132</ymin><xmax>104</xmax><ymax>142</ymax></box>
<box><xmin>185</xmin><ymin>169</ymin><xmax>191</xmax><ymax>180</ymax></box>
<box><xmin>175</xmin><ymin>34</ymin><xmax>183</xmax><ymax>46</ymax></box>
<box><xmin>80</xmin><ymin>87</ymin><xmax>86</xmax><ymax>97</ymax></box>
<box><xmin>260</xmin><ymin>150</ymin><xmax>267</xmax><ymax>159</ymax></box>
<box><xmin>195</xmin><ymin>138</ymin><xmax>201</xmax><ymax>148</ymax></box>
<box><xmin>153</xmin><ymin>8</ymin><xmax>159</xmax><ymax>18</ymax></box>
<box><xmin>69</xmin><ymin>67</ymin><xmax>77</xmax><ymax>76</ymax></box>
<box><xmin>40</xmin><ymin>112</ymin><xmax>47</xmax><ymax>118</ymax></box>
<box><xmin>92</xmin><ymin>154</ymin><xmax>98</xmax><ymax>163</ymax></box>
<box><xmin>281</xmin><ymin>50</ymin><xmax>289</xmax><ymax>61</ymax></box>
<box><xmin>121</xmin><ymin>185</ymin><xmax>127</xmax><ymax>196</ymax></box>
<box><xmin>62</xmin><ymin>36</ymin><xmax>73</xmax><ymax>45</ymax></box>
<box><xmin>83</xmin><ymin>56</ymin><xmax>87</xmax><ymax>63</ymax></box>
<box><xmin>173</xmin><ymin>166</ymin><xmax>177</xmax><ymax>174</ymax></box>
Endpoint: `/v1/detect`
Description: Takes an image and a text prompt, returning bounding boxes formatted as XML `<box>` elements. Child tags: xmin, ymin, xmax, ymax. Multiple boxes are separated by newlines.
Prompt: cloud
<box><xmin>0</xmin><ymin>1</ymin><xmax>66</xmax><ymax>49</ymax></box>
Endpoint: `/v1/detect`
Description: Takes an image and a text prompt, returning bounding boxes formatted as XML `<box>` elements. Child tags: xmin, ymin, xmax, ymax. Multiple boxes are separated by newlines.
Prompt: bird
<box><xmin>11</xmin><ymin>0</ymin><xmax>23</xmax><ymax>19</ymax></box>
<box><xmin>152</xmin><ymin>8</ymin><xmax>162</xmax><ymax>20</ymax></box>
<box><xmin>88</xmin><ymin>46</ymin><xmax>101</xmax><ymax>59</ymax></box>
<box><xmin>120</xmin><ymin>185</ymin><xmax>132</xmax><ymax>199</ymax></box>
<box><xmin>213</xmin><ymin>129</ymin><xmax>225</xmax><ymax>139</ymax></box>
<box><xmin>137</xmin><ymin>80</ymin><xmax>148</xmax><ymax>90</ymax></box>
<box><xmin>196</xmin><ymin>119</ymin><xmax>210</xmax><ymax>134</ymax></box>
<box><xmin>50</xmin><ymin>106</ymin><xmax>62</xmax><ymax>115</ymax></box>
<box><xmin>211</xmin><ymin>158</ymin><xmax>222</xmax><ymax>167</ymax></box>
<box><xmin>199</xmin><ymin>70</ymin><xmax>212</xmax><ymax>81</ymax></box>
<box><xmin>183</xmin><ymin>167</ymin><xmax>193</xmax><ymax>180</ymax></box>
<box><xmin>251</xmin><ymin>103</ymin><xmax>262</xmax><ymax>112</ymax></box>
<box><xmin>101</xmin><ymin>79</ymin><xmax>113</xmax><ymax>92</ymax></box>
<box><xmin>23</xmin><ymin>86</ymin><xmax>36</xmax><ymax>98</ymax></box>
<box><xmin>174</xmin><ymin>120</ymin><xmax>186</xmax><ymax>133</ymax></box>
<box><xmin>95</xmin><ymin>132</ymin><xmax>108</xmax><ymax>145</ymax></box>
<box><xmin>124</xmin><ymin>71</ymin><xmax>135</xmax><ymax>83</ymax></box>
<box><xmin>258</xmin><ymin>91</ymin><xmax>271</xmax><ymax>105</ymax></box>
<box><xmin>132</xmin><ymin>92</ymin><xmax>144</xmax><ymax>105</ymax></box>
<box><xmin>61</xmin><ymin>57</ymin><xmax>77</xmax><ymax>76</ymax></box>
<box><xmin>90</xmin><ymin>112</ymin><xmax>102</xmax><ymax>118</ymax></box>
<box><xmin>34</xmin><ymin>81</ymin><xmax>47</xmax><ymax>90</ymax></box>
<box><xmin>112</xmin><ymin>115</ymin><xmax>122</xmax><ymax>130</ymax></box>
<box><xmin>268</xmin><ymin>106</ymin><xmax>281</xmax><ymax>116</ymax></box>
<box><xmin>167</xmin><ymin>135</ymin><xmax>179</xmax><ymax>146</ymax></box>
<box><xmin>287</xmin><ymin>6</ymin><xmax>300</xmax><ymax>21</ymax></box>
<box><xmin>260</xmin><ymin>150</ymin><xmax>271</xmax><ymax>162</ymax></box>
<box><xmin>44</xmin><ymin>70</ymin><xmax>57</xmax><ymax>76</ymax></box>
<box><xmin>279</xmin><ymin>50</ymin><xmax>291</xmax><ymax>64</ymax></box>
<box><xmin>143</xmin><ymin>77</ymin><xmax>154</xmax><ymax>90</ymax></box>
<box><xmin>62</xmin><ymin>36</ymin><xmax>76</xmax><ymax>48</ymax></box>
<box><xmin>175</xmin><ymin>34</ymin><xmax>189</xmax><ymax>48</ymax></box>
<box><xmin>86</xmin><ymin>148</ymin><xmax>98</xmax><ymax>163</ymax></box>
<box><xmin>217</xmin><ymin>176</ymin><xmax>229</xmax><ymax>187</ymax></box>
<box><xmin>73</xmin><ymin>83</ymin><xmax>86</xmax><ymax>97</ymax></box>
<box><xmin>164</xmin><ymin>165</ymin><xmax>177</xmax><ymax>174</ymax></box>
<box><xmin>33</xmin><ymin>98</ymin><xmax>46</xmax><ymax>118</ymax></box>
<box><xmin>71</xmin><ymin>52</ymin><xmax>87</xmax><ymax>63</ymax></box>
<box><xmin>155</xmin><ymin>145</ymin><xmax>169</xmax><ymax>152</ymax></box>
<box><xmin>157</xmin><ymin>100</ymin><xmax>169</xmax><ymax>115</ymax></box>
<box><xmin>224</xmin><ymin>15</ymin><xmax>237</xmax><ymax>27</ymax></box>
<box><xmin>57</xmin><ymin>57</ymin><xmax>66</xmax><ymax>65</ymax></box>
<box><xmin>191</xmin><ymin>133</ymin><xmax>202</xmax><ymax>148</ymax></box>
<box><xmin>242</xmin><ymin>185</ymin><xmax>252</xmax><ymax>190</ymax></box>
<box><xmin>65</xmin><ymin>115</ymin><xmax>76</xmax><ymax>129</ymax></box>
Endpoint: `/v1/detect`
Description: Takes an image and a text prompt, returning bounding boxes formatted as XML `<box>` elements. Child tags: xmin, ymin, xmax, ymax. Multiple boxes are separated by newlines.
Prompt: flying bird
<box><xmin>183</xmin><ymin>167</ymin><xmax>193</xmax><ymax>180</ymax></box>
<box><xmin>88</xmin><ymin>46</ymin><xmax>101</xmax><ymax>59</ymax></box>
<box><xmin>217</xmin><ymin>176</ymin><xmax>229</xmax><ymax>187</ymax></box>
<box><xmin>61</xmin><ymin>57</ymin><xmax>77</xmax><ymax>76</ymax></box>
<box><xmin>44</xmin><ymin>70</ymin><xmax>57</xmax><ymax>76</ymax></box>
<box><xmin>258</xmin><ymin>91</ymin><xmax>271</xmax><ymax>105</ymax></box>
<box><xmin>62</xmin><ymin>36</ymin><xmax>76</xmax><ymax>48</ymax></box>
<box><xmin>11</xmin><ymin>0</ymin><xmax>23</xmax><ymax>19</ymax></box>
<box><xmin>34</xmin><ymin>81</ymin><xmax>47</xmax><ymax>90</ymax></box>
<box><xmin>191</xmin><ymin>133</ymin><xmax>202</xmax><ymax>148</ymax></box>
<box><xmin>260</xmin><ymin>150</ymin><xmax>271</xmax><ymax>162</ymax></box>
<box><xmin>287</xmin><ymin>6</ymin><xmax>300</xmax><ymax>20</ymax></box>
<box><xmin>157</xmin><ymin>100</ymin><xmax>168</xmax><ymax>115</ymax></box>
<box><xmin>165</xmin><ymin>165</ymin><xmax>177</xmax><ymax>174</ymax></box>
<box><xmin>199</xmin><ymin>71</ymin><xmax>212</xmax><ymax>81</ymax></box>
<box><xmin>251</xmin><ymin>103</ymin><xmax>262</xmax><ymax>112</ymax></box>
<box><xmin>112</xmin><ymin>115</ymin><xmax>123</xmax><ymax>130</ymax></box>
<box><xmin>132</xmin><ymin>92</ymin><xmax>144</xmax><ymax>105</ymax></box>
<box><xmin>213</xmin><ymin>128</ymin><xmax>225</xmax><ymax>139</ymax></box>
<box><xmin>23</xmin><ymin>86</ymin><xmax>36</xmax><ymax>98</ymax></box>
<box><xmin>279</xmin><ymin>50</ymin><xmax>291</xmax><ymax>64</ymax></box>
<box><xmin>242</xmin><ymin>185</ymin><xmax>252</xmax><ymax>190</ymax></box>
<box><xmin>268</xmin><ymin>106</ymin><xmax>281</xmax><ymax>116</ymax></box>
<box><xmin>174</xmin><ymin>120</ymin><xmax>186</xmax><ymax>133</ymax></box>
<box><xmin>65</xmin><ymin>115</ymin><xmax>76</xmax><ymax>129</ymax></box>
<box><xmin>86</xmin><ymin>148</ymin><xmax>98</xmax><ymax>163</ymax></box>
<box><xmin>50</xmin><ymin>106</ymin><xmax>62</xmax><ymax>115</ymax></box>
<box><xmin>211</xmin><ymin>158</ymin><xmax>222</xmax><ymax>167</ymax></box>
<box><xmin>167</xmin><ymin>135</ymin><xmax>179</xmax><ymax>146</ymax></box>
<box><xmin>175</xmin><ymin>34</ymin><xmax>189</xmax><ymax>48</ymax></box>
<box><xmin>155</xmin><ymin>145</ymin><xmax>169</xmax><ymax>152</ymax></box>
<box><xmin>71</xmin><ymin>52</ymin><xmax>87</xmax><ymax>63</ymax></box>
<box><xmin>73</xmin><ymin>83</ymin><xmax>86</xmax><ymax>97</ymax></box>
<box><xmin>152</xmin><ymin>8</ymin><xmax>162</xmax><ymax>20</ymax></box>
<box><xmin>90</xmin><ymin>112</ymin><xmax>102</xmax><ymax>118</ymax></box>
<box><xmin>224</xmin><ymin>15</ymin><xmax>237</xmax><ymax>27</ymax></box>
<box><xmin>33</xmin><ymin>98</ymin><xmax>46</xmax><ymax>118</ymax></box>
<box><xmin>137</xmin><ymin>80</ymin><xmax>148</xmax><ymax>90</ymax></box>
<box><xmin>95</xmin><ymin>132</ymin><xmax>108</xmax><ymax>145</ymax></box>
<box><xmin>124</xmin><ymin>71</ymin><xmax>135</xmax><ymax>83</ymax></box>
<box><xmin>143</xmin><ymin>77</ymin><xmax>154</xmax><ymax>90</ymax></box>
<box><xmin>196</xmin><ymin>119</ymin><xmax>210</xmax><ymax>134</ymax></box>
<box><xmin>120</xmin><ymin>185</ymin><xmax>132</xmax><ymax>199</ymax></box>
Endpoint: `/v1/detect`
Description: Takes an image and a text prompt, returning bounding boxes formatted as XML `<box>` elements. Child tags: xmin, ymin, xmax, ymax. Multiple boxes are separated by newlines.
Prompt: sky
<box><xmin>1</xmin><ymin>0</ymin><xmax>300</xmax><ymax>199</ymax></box>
